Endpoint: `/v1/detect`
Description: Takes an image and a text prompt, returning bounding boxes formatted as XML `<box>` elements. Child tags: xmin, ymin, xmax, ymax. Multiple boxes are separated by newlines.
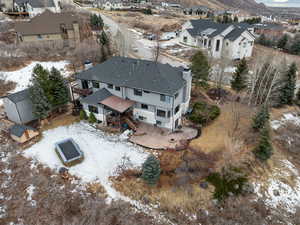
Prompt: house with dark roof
<box><xmin>14</xmin><ymin>0</ymin><xmax>60</xmax><ymax>17</ymax></box>
<box><xmin>73</xmin><ymin>56</ymin><xmax>192</xmax><ymax>131</ymax></box>
<box><xmin>3</xmin><ymin>88</ymin><xmax>36</xmax><ymax>124</ymax></box>
<box><xmin>180</xmin><ymin>19</ymin><xmax>255</xmax><ymax>59</ymax></box>
<box><xmin>9</xmin><ymin>124</ymin><xmax>39</xmax><ymax>143</ymax></box>
<box><xmin>183</xmin><ymin>6</ymin><xmax>213</xmax><ymax>18</ymax></box>
<box><xmin>15</xmin><ymin>10</ymin><xmax>80</xmax><ymax>46</ymax></box>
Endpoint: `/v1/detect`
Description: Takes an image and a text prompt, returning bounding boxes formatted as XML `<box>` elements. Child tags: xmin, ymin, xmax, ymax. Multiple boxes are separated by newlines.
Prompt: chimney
<box><xmin>182</xmin><ymin>67</ymin><xmax>192</xmax><ymax>81</ymax></box>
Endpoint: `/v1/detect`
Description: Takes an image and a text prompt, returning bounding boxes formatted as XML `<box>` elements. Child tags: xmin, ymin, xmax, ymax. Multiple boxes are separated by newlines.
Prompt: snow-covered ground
<box><xmin>24</xmin><ymin>122</ymin><xmax>148</xmax><ymax>199</ymax></box>
<box><xmin>1</xmin><ymin>61</ymin><xmax>70</xmax><ymax>93</ymax></box>
<box><xmin>0</xmin><ymin>61</ymin><xmax>70</xmax><ymax>106</ymax></box>
<box><xmin>271</xmin><ymin>113</ymin><xmax>300</xmax><ymax>130</ymax></box>
<box><xmin>254</xmin><ymin>159</ymin><xmax>300</xmax><ymax>214</ymax></box>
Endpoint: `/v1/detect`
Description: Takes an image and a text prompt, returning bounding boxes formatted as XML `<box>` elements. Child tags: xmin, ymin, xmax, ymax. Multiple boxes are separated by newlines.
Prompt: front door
<box><xmin>82</xmin><ymin>80</ymin><xmax>89</xmax><ymax>89</ymax></box>
<box><xmin>175</xmin><ymin>119</ymin><xmax>179</xmax><ymax>129</ymax></box>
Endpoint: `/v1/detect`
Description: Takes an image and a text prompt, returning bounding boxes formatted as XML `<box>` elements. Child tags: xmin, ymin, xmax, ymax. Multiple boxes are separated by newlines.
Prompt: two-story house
<box><xmin>14</xmin><ymin>0</ymin><xmax>60</xmax><ymax>17</ymax></box>
<box><xmin>180</xmin><ymin>19</ymin><xmax>255</xmax><ymax>60</ymax></box>
<box><xmin>73</xmin><ymin>57</ymin><xmax>192</xmax><ymax>131</ymax></box>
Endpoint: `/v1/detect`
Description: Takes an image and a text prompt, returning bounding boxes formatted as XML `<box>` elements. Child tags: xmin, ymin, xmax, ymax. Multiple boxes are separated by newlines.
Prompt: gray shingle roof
<box><xmin>80</xmin><ymin>88</ymin><xmax>112</xmax><ymax>105</ymax></box>
<box><xmin>189</xmin><ymin>20</ymin><xmax>232</xmax><ymax>38</ymax></box>
<box><xmin>6</xmin><ymin>89</ymin><xmax>31</xmax><ymax>103</ymax></box>
<box><xmin>9</xmin><ymin>124</ymin><xmax>36</xmax><ymax>137</ymax></box>
<box><xmin>75</xmin><ymin>57</ymin><xmax>186</xmax><ymax>96</ymax></box>
<box><xmin>15</xmin><ymin>0</ymin><xmax>55</xmax><ymax>8</ymax></box>
<box><xmin>225</xmin><ymin>27</ymin><xmax>246</xmax><ymax>41</ymax></box>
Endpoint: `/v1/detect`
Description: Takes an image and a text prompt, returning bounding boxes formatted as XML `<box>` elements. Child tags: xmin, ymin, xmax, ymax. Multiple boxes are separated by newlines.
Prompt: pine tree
<box><xmin>80</xmin><ymin>110</ymin><xmax>87</xmax><ymax>120</ymax></box>
<box><xmin>88</xmin><ymin>112</ymin><xmax>97</xmax><ymax>123</ymax></box>
<box><xmin>32</xmin><ymin>64</ymin><xmax>51</xmax><ymax>100</ymax></box>
<box><xmin>252</xmin><ymin>105</ymin><xmax>270</xmax><ymax>131</ymax></box>
<box><xmin>234</xmin><ymin>16</ymin><xmax>238</xmax><ymax>23</ymax></box>
<box><xmin>48</xmin><ymin>67</ymin><xmax>69</xmax><ymax>108</ymax></box>
<box><xmin>141</xmin><ymin>155</ymin><xmax>161</xmax><ymax>186</ymax></box>
<box><xmin>295</xmin><ymin>88</ymin><xmax>300</xmax><ymax>106</ymax></box>
<box><xmin>231</xmin><ymin>58</ymin><xmax>248</xmax><ymax>92</ymax></box>
<box><xmin>278</xmin><ymin>62</ymin><xmax>297</xmax><ymax>106</ymax></box>
<box><xmin>253</xmin><ymin>126</ymin><xmax>273</xmax><ymax>161</ymax></box>
<box><xmin>99</xmin><ymin>31</ymin><xmax>109</xmax><ymax>46</ymax></box>
<box><xmin>191</xmin><ymin>50</ymin><xmax>211</xmax><ymax>86</ymax></box>
<box><xmin>277</xmin><ymin>34</ymin><xmax>288</xmax><ymax>49</ymax></box>
<box><xmin>29</xmin><ymin>79</ymin><xmax>51</xmax><ymax>120</ymax></box>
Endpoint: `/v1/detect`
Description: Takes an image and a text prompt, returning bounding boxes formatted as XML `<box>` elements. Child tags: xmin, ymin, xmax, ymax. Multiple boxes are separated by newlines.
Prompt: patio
<box><xmin>129</xmin><ymin>123</ymin><xmax>198</xmax><ymax>150</ymax></box>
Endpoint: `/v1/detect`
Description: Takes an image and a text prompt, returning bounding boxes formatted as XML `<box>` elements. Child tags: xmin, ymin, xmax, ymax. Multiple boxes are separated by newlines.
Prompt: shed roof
<box><xmin>9</xmin><ymin>124</ymin><xmax>36</xmax><ymax>137</ymax></box>
<box><xmin>80</xmin><ymin>88</ymin><xmax>112</xmax><ymax>105</ymax></box>
<box><xmin>6</xmin><ymin>88</ymin><xmax>31</xmax><ymax>103</ymax></box>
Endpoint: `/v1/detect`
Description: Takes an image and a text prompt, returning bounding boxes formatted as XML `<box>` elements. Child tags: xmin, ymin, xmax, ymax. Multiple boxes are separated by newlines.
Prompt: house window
<box><xmin>167</xmin><ymin>111</ymin><xmax>171</xmax><ymax>118</ymax></box>
<box><xmin>175</xmin><ymin>92</ymin><xmax>179</xmax><ymax>99</ymax></box>
<box><xmin>174</xmin><ymin>105</ymin><xmax>180</xmax><ymax>114</ymax></box>
<box><xmin>143</xmin><ymin>90</ymin><xmax>150</xmax><ymax>93</ymax></box>
<box><xmin>156</xmin><ymin>120</ymin><xmax>162</xmax><ymax>125</ymax></box>
<box><xmin>134</xmin><ymin>89</ymin><xmax>142</xmax><ymax>96</ymax></box>
<box><xmin>183</xmin><ymin>36</ymin><xmax>187</xmax><ymax>43</ymax></box>
<box><xmin>141</xmin><ymin>104</ymin><xmax>148</xmax><ymax>110</ymax></box>
<box><xmin>216</xmin><ymin>40</ymin><xmax>220</xmax><ymax>52</ymax></box>
<box><xmin>160</xmin><ymin>94</ymin><xmax>171</xmax><ymax>103</ymax></box>
<box><xmin>88</xmin><ymin>105</ymin><xmax>98</xmax><ymax>114</ymax></box>
<box><xmin>92</xmin><ymin>81</ymin><xmax>99</xmax><ymax>88</ymax></box>
<box><xmin>204</xmin><ymin>39</ymin><xmax>207</xmax><ymax>46</ymax></box>
<box><xmin>115</xmin><ymin>86</ymin><xmax>121</xmax><ymax>91</ymax></box>
<box><xmin>157</xmin><ymin>109</ymin><xmax>166</xmax><ymax>117</ymax></box>
<box><xmin>208</xmin><ymin>40</ymin><xmax>211</xmax><ymax>47</ymax></box>
<box><xmin>108</xmin><ymin>84</ymin><xmax>113</xmax><ymax>89</ymax></box>
<box><xmin>37</xmin><ymin>34</ymin><xmax>42</xmax><ymax>39</ymax></box>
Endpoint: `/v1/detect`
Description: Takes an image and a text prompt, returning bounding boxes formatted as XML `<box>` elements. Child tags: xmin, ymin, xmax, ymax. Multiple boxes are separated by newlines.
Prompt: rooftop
<box><xmin>6</xmin><ymin>88</ymin><xmax>31</xmax><ymax>103</ymax></box>
<box><xmin>9</xmin><ymin>124</ymin><xmax>36</xmax><ymax>137</ymax></box>
<box><xmin>15</xmin><ymin>10</ymin><xmax>78</xmax><ymax>35</ymax></box>
<box><xmin>76</xmin><ymin>56</ymin><xmax>186</xmax><ymax>96</ymax></box>
<box><xmin>15</xmin><ymin>0</ymin><xmax>55</xmax><ymax>8</ymax></box>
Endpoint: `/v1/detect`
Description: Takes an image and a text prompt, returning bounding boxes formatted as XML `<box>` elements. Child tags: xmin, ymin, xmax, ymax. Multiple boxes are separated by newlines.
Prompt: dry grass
<box><xmin>112</xmin><ymin>175</ymin><xmax>214</xmax><ymax>214</ymax></box>
<box><xmin>189</xmin><ymin>102</ymin><xmax>254</xmax><ymax>154</ymax></box>
<box><xmin>270</xmin><ymin>105</ymin><xmax>300</xmax><ymax>120</ymax></box>
<box><xmin>41</xmin><ymin>112</ymin><xmax>79</xmax><ymax>131</ymax></box>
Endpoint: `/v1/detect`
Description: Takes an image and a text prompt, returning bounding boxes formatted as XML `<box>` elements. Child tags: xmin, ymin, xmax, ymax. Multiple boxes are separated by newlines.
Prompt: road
<box><xmin>76</xmin><ymin>6</ymin><xmax>186</xmax><ymax>67</ymax></box>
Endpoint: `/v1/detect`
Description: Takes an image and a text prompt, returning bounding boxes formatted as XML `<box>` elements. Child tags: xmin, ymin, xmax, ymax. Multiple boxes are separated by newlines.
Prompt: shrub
<box><xmin>188</xmin><ymin>102</ymin><xmax>220</xmax><ymax>126</ymax></box>
<box><xmin>253</xmin><ymin>127</ymin><xmax>273</xmax><ymax>161</ymax></box>
<box><xmin>79</xmin><ymin>110</ymin><xmax>87</xmax><ymax>120</ymax></box>
<box><xmin>141</xmin><ymin>155</ymin><xmax>161</xmax><ymax>186</ymax></box>
<box><xmin>88</xmin><ymin>112</ymin><xmax>97</xmax><ymax>123</ymax></box>
<box><xmin>206</xmin><ymin>168</ymin><xmax>248</xmax><ymax>201</ymax></box>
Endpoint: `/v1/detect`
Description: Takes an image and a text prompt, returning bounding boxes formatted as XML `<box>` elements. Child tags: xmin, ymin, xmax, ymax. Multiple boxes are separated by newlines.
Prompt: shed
<box><xmin>3</xmin><ymin>89</ymin><xmax>36</xmax><ymax>124</ymax></box>
<box><xmin>55</xmin><ymin>138</ymin><xmax>84</xmax><ymax>167</ymax></box>
<box><xmin>9</xmin><ymin>124</ymin><xmax>39</xmax><ymax>143</ymax></box>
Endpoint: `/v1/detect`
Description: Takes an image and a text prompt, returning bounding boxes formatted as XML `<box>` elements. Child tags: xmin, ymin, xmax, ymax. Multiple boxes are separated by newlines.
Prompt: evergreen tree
<box><xmin>191</xmin><ymin>50</ymin><xmax>211</xmax><ymax>85</ymax></box>
<box><xmin>99</xmin><ymin>31</ymin><xmax>109</xmax><ymax>46</ymax></box>
<box><xmin>141</xmin><ymin>155</ymin><xmax>161</xmax><ymax>186</ymax></box>
<box><xmin>295</xmin><ymin>88</ymin><xmax>300</xmax><ymax>106</ymax></box>
<box><xmin>252</xmin><ymin>105</ymin><xmax>270</xmax><ymax>131</ymax></box>
<box><xmin>278</xmin><ymin>62</ymin><xmax>297</xmax><ymax>106</ymax></box>
<box><xmin>253</xmin><ymin>126</ymin><xmax>273</xmax><ymax>161</ymax></box>
<box><xmin>233</xmin><ymin>16</ymin><xmax>238</xmax><ymax>23</ymax></box>
<box><xmin>48</xmin><ymin>67</ymin><xmax>69</xmax><ymax>108</ymax></box>
<box><xmin>277</xmin><ymin>34</ymin><xmax>288</xmax><ymax>49</ymax></box>
<box><xmin>80</xmin><ymin>110</ymin><xmax>87</xmax><ymax>120</ymax></box>
<box><xmin>90</xmin><ymin>14</ymin><xmax>104</xmax><ymax>30</ymax></box>
<box><xmin>29</xmin><ymin>79</ymin><xmax>51</xmax><ymax>120</ymax></box>
<box><xmin>290</xmin><ymin>40</ymin><xmax>300</xmax><ymax>55</ymax></box>
<box><xmin>32</xmin><ymin>64</ymin><xmax>51</xmax><ymax>100</ymax></box>
<box><xmin>231</xmin><ymin>58</ymin><xmax>248</xmax><ymax>92</ymax></box>
<box><xmin>88</xmin><ymin>112</ymin><xmax>97</xmax><ymax>123</ymax></box>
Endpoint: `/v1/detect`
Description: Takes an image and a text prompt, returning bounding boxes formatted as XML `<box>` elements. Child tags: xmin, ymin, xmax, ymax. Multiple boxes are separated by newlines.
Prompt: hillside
<box><xmin>180</xmin><ymin>0</ymin><xmax>268</xmax><ymax>13</ymax></box>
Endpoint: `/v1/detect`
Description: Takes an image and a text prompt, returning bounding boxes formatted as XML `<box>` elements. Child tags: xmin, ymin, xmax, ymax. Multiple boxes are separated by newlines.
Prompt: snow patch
<box><xmin>26</xmin><ymin>184</ymin><xmax>36</xmax><ymax>207</ymax></box>
<box><xmin>24</xmin><ymin>122</ymin><xmax>148</xmax><ymax>200</ymax></box>
<box><xmin>271</xmin><ymin>113</ymin><xmax>300</xmax><ymax>130</ymax></box>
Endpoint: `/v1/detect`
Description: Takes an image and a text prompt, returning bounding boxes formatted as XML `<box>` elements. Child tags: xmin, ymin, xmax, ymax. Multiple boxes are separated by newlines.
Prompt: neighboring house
<box><xmin>14</xmin><ymin>0</ymin><xmax>60</xmax><ymax>17</ymax></box>
<box><xmin>3</xmin><ymin>89</ymin><xmax>36</xmax><ymax>124</ymax></box>
<box><xmin>73</xmin><ymin>56</ymin><xmax>192</xmax><ymax>131</ymax></box>
<box><xmin>15</xmin><ymin>10</ymin><xmax>80</xmax><ymax>46</ymax></box>
<box><xmin>0</xmin><ymin>0</ymin><xmax>13</xmax><ymax>11</ymax></box>
<box><xmin>183</xmin><ymin>6</ymin><xmax>213</xmax><ymax>18</ymax></box>
<box><xmin>9</xmin><ymin>124</ymin><xmax>39</xmax><ymax>143</ymax></box>
<box><xmin>161</xmin><ymin>2</ymin><xmax>181</xmax><ymax>8</ymax></box>
<box><xmin>102</xmin><ymin>0</ymin><xmax>126</xmax><ymax>10</ymax></box>
<box><xmin>180</xmin><ymin>19</ymin><xmax>255</xmax><ymax>59</ymax></box>
<box><xmin>252</xmin><ymin>23</ymin><xmax>285</xmax><ymax>38</ymax></box>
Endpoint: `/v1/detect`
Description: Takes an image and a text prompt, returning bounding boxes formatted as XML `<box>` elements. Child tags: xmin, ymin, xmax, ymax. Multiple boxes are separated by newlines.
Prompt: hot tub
<box><xmin>55</xmin><ymin>138</ymin><xmax>84</xmax><ymax>167</ymax></box>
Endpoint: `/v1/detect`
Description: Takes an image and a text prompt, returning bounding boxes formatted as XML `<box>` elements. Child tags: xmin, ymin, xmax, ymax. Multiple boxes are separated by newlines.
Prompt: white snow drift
<box><xmin>24</xmin><ymin>122</ymin><xmax>148</xmax><ymax>199</ymax></box>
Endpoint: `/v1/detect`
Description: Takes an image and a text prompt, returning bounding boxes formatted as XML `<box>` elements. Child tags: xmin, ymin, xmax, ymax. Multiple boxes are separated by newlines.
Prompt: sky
<box><xmin>255</xmin><ymin>0</ymin><xmax>300</xmax><ymax>7</ymax></box>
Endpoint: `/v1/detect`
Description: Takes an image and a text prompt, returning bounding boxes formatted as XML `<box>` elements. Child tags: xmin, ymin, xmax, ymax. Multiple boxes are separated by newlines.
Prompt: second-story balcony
<box><xmin>72</xmin><ymin>86</ymin><xmax>93</xmax><ymax>96</ymax></box>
